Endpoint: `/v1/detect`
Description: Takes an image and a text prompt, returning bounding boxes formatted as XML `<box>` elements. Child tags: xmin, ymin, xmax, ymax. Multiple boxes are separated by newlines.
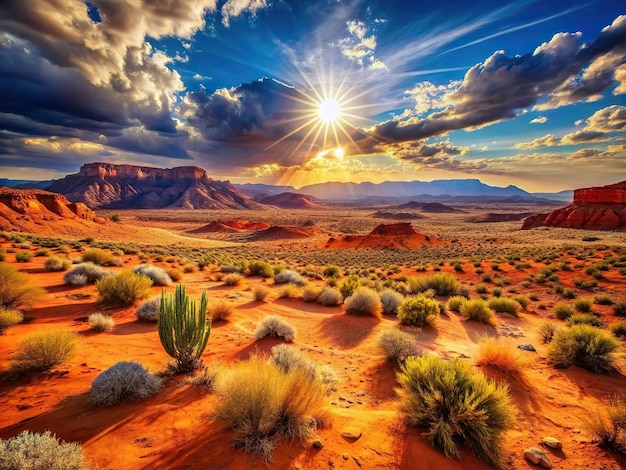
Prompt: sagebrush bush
<box><xmin>255</xmin><ymin>315</ymin><xmax>297</xmax><ymax>342</ymax></box>
<box><xmin>378</xmin><ymin>329</ymin><xmax>421</xmax><ymax>363</ymax></box>
<box><xmin>397</xmin><ymin>295</ymin><xmax>439</xmax><ymax>327</ymax></box>
<box><xmin>554</xmin><ymin>302</ymin><xmax>574</xmax><ymax>320</ymax></box>
<box><xmin>214</xmin><ymin>356</ymin><xmax>326</xmax><ymax>460</ymax></box>
<box><xmin>512</xmin><ymin>295</ymin><xmax>530</xmax><ymax>309</ymax></box>
<box><xmin>460</xmin><ymin>299</ymin><xmax>494</xmax><ymax>324</ymax></box>
<box><xmin>609</xmin><ymin>320</ymin><xmax>626</xmax><ymax>338</ymax></box>
<box><xmin>91</xmin><ymin>361</ymin><xmax>162</xmax><ymax>406</ymax></box>
<box><xmin>278</xmin><ymin>283</ymin><xmax>301</xmax><ymax>299</ymax></box>
<box><xmin>63</xmin><ymin>262</ymin><xmax>111</xmax><ymax>285</ymax></box>
<box><xmin>223</xmin><ymin>273</ymin><xmax>242</xmax><ymax>286</ymax></box>
<box><xmin>475</xmin><ymin>337</ymin><xmax>530</xmax><ymax>375</ymax></box>
<box><xmin>44</xmin><ymin>256</ymin><xmax>71</xmax><ymax>272</ymax></box>
<box><xmin>81</xmin><ymin>248</ymin><xmax>119</xmax><ymax>266</ymax></box>
<box><xmin>397</xmin><ymin>355</ymin><xmax>514</xmax><ymax>467</ymax></box>
<box><xmin>11</xmin><ymin>329</ymin><xmax>77</xmax><ymax>370</ymax></box>
<box><xmin>583</xmin><ymin>394</ymin><xmax>626</xmax><ymax>453</ymax></box>
<box><xmin>0</xmin><ymin>263</ymin><xmax>45</xmax><ymax>309</ymax></box>
<box><xmin>317</xmin><ymin>286</ymin><xmax>343</xmax><ymax>306</ymax></box>
<box><xmin>339</xmin><ymin>274</ymin><xmax>359</xmax><ymax>299</ymax></box>
<box><xmin>88</xmin><ymin>312</ymin><xmax>115</xmax><ymax>332</ymax></box>
<box><xmin>568</xmin><ymin>313</ymin><xmax>601</xmax><ymax>327</ymax></box>
<box><xmin>252</xmin><ymin>285</ymin><xmax>270</xmax><ymax>301</ymax></box>
<box><xmin>15</xmin><ymin>252</ymin><xmax>32</xmax><ymax>262</ymax></box>
<box><xmin>538</xmin><ymin>321</ymin><xmax>559</xmax><ymax>343</ymax></box>
<box><xmin>379</xmin><ymin>288</ymin><xmax>403</xmax><ymax>315</ymax></box>
<box><xmin>270</xmin><ymin>344</ymin><xmax>316</xmax><ymax>376</ymax></box>
<box><xmin>322</xmin><ymin>265</ymin><xmax>341</xmax><ymax>278</ymax></box>
<box><xmin>300</xmin><ymin>285</ymin><xmax>321</xmax><ymax>302</ymax></box>
<box><xmin>96</xmin><ymin>270</ymin><xmax>152</xmax><ymax>305</ymax></box>
<box><xmin>548</xmin><ymin>324</ymin><xmax>620</xmax><ymax>373</ymax></box>
<box><xmin>248</xmin><ymin>260</ymin><xmax>274</xmax><ymax>278</ymax></box>
<box><xmin>0</xmin><ymin>430</ymin><xmax>88</xmax><ymax>470</ymax></box>
<box><xmin>133</xmin><ymin>264</ymin><xmax>172</xmax><ymax>286</ymax></box>
<box><xmin>0</xmin><ymin>307</ymin><xmax>23</xmax><ymax>333</ymax></box>
<box><xmin>344</xmin><ymin>288</ymin><xmax>382</xmax><ymax>317</ymax></box>
<box><xmin>613</xmin><ymin>301</ymin><xmax>626</xmax><ymax>317</ymax></box>
<box><xmin>487</xmin><ymin>297</ymin><xmax>521</xmax><ymax>316</ymax></box>
<box><xmin>274</xmin><ymin>269</ymin><xmax>307</xmax><ymax>286</ymax></box>
<box><xmin>210</xmin><ymin>299</ymin><xmax>233</xmax><ymax>321</ymax></box>
<box><xmin>595</xmin><ymin>294</ymin><xmax>613</xmax><ymax>305</ymax></box>
<box><xmin>574</xmin><ymin>298</ymin><xmax>594</xmax><ymax>313</ymax></box>
<box><xmin>408</xmin><ymin>272</ymin><xmax>461</xmax><ymax>296</ymax></box>
<box><xmin>446</xmin><ymin>295</ymin><xmax>466</xmax><ymax>312</ymax></box>
<box><xmin>136</xmin><ymin>297</ymin><xmax>161</xmax><ymax>321</ymax></box>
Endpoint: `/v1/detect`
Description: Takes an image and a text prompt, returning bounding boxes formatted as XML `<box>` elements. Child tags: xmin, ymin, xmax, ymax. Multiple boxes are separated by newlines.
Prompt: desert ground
<box><xmin>1</xmin><ymin>204</ymin><xmax>625</xmax><ymax>470</ymax></box>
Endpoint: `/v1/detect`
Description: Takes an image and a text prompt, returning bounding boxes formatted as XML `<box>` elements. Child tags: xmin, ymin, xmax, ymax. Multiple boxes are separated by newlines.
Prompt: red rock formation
<box><xmin>324</xmin><ymin>223</ymin><xmax>444</xmax><ymax>250</ymax></box>
<box><xmin>522</xmin><ymin>181</ymin><xmax>626</xmax><ymax>230</ymax></box>
<box><xmin>258</xmin><ymin>192</ymin><xmax>324</xmax><ymax>209</ymax></box>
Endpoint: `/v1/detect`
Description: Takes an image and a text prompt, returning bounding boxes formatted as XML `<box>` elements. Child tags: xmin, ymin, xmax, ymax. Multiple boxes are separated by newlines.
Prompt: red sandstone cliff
<box><xmin>522</xmin><ymin>181</ymin><xmax>626</xmax><ymax>230</ymax></box>
<box><xmin>324</xmin><ymin>222</ymin><xmax>444</xmax><ymax>249</ymax></box>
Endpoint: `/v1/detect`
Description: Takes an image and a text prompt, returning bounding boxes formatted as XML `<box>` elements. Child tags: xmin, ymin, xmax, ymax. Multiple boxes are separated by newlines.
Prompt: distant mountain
<box><xmin>530</xmin><ymin>190</ymin><xmax>574</xmax><ymax>202</ymax></box>
<box><xmin>233</xmin><ymin>183</ymin><xmax>296</xmax><ymax>199</ymax></box>
<box><xmin>0</xmin><ymin>178</ymin><xmax>55</xmax><ymax>189</ymax></box>
<box><xmin>46</xmin><ymin>163</ymin><xmax>263</xmax><ymax>210</ymax></box>
<box><xmin>396</xmin><ymin>201</ymin><xmax>461</xmax><ymax>213</ymax></box>
<box><xmin>259</xmin><ymin>192</ymin><xmax>324</xmax><ymax>209</ymax></box>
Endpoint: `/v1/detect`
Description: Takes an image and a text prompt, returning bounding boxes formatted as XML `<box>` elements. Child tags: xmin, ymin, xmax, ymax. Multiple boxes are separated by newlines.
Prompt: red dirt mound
<box><xmin>522</xmin><ymin>181</ymin><xmax>626</xmax><ymax>230</ymax></box>
<box><xmin>323</xmin><ymin>222</ymin><xmax>444</xmax><ymax>249</ymax></box>
<box><xmin>191</xmin><ymin>219</ymin><xmax>271</xmax><ymax>233</ymax></box>
<box><xmin>250</xmin><ymin>225</ymin><xmax>320</xmax><ymax>240</ymax></box>
<box><xmin>258</xmin><ymin>192</ymin><xmax>324</xmax><ymax>209</ymax></box>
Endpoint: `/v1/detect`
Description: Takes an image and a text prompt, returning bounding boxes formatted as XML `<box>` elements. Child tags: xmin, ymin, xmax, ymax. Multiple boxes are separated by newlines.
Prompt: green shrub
<box><xmin>339</xmin><ymin>274</ymin><xmax>359</xmax><ymax>299</ymax></box>
<box><xmin>446</xmin><ymin>295</ymin><xmax>466</xmax><ymax>312</ymax></box>
<box><xmin>252</xmin><ymin>285</ymin><xmax>270</xmax><ymax>301</ymax></box>
<box><xmin>136</xmin><ymin>297</ymin><xmax>161</xmax><ymax>321</ymax></box>
<box><xmin>248</xmin><ymin>261</ymin><xmax>274</xmax><ymax>278</ymax></box>
<box><xmin>255</xmin><ymin>315</ymin><xmax>297</xmax><ymax>342</ymax></box>
<box><xmin>214</xmin><ymin>356</ymin><xmax>326</xmax><ymax>460</ymax></box>
<box><xmin>554</xmin><ymin>302</ymin><xmax>574</xmax><ymax>320</ymax></box>
<box><xmin>0</xmin><ymin>430</ymin><xmax>88</xmax><ymax>470</ymax></box>
<box><xmin>408</xmin><ymin>273</ymin><xmax>461</xmax><ymax>296</ymax></box>
<box><xmin>11</xmin><ymin>329</ymin><xmax>77</xmax><ymax>370</ymax></box>
<box><xmin>63</xmin><ymin>262</ymin><xmax>111</xmax><ymax>285</ymax></box>
<box><xmin>344</xmin><ymin>288</ymin><xmax>383</xmax><ymax>317</ymax></box>
<box><xmin>397</xmin><ymin>355</ymin><xmax>514</xmax><ymax>467</ymax></box>
<box><xmin>609</xmin><ymin>320</ymin><xmax>626</xmax><ymax>337</ymax></box>
<box><xmin>378</xmin><ymin>329</ymin><xmax>421</xmax><ymax>363</ymax></box>
<box><xmin>548</xmin><ymin>324</ymin><xmax>620</xmax><ymax>373</ymax></box>
<box><xmin>158</xmin><ymin>285</ymin><xmax>211</xmax><ymax>373</ymax></box>
<box><xmin>322</xmin><ymin>265</ymin><xmax>341</xmax><ymax>278</ymax></box>
<box><xmin>35</xmin><ymin>248</ymin><xmax>50</xmax><ymax>257</ymax></box>
<box><xmin>574</xmin><ymin>298</ymin><xmax>593</xmax><ymax>313</ymax></box>
<box><xmin>317</xmin><ymin>286</ymin><xmax>343</xmax><ymax>306</ymax></box>
<box><xmin>574</xmin><ymin>278</ymin><xmax>598</xmax><ymax>290</ymax></box>
<box><xmin>81</xmin><ymin>248</ymin><xmax>119</xmax><ymax>266</ymax></box>
<box><xmin>568</xmin><ymin>313</ymin><xmax>601</xmax><ymax>327</ymax></box>
<box><xmin>379</xmin><ymin>288</ymin><xmax>403</xmax><ymax>315</ymax></box>
<box><xmin>538</xmin><ymin>321</ymin><xmax>559</xmax><ymax>343</ymax></box>
<box><xmin>487</xmin><ymin>297</ymin><xmax>521</xmax><ymax>316</ymax></box>
<box><xmin>397</xmin><ymin>295</ymin><xmax>439</xmax><ymax>327</ymax></box>
<box><xmin>91</xmin><ymin>361</ymin><xmax>162</xmax><ymax>406</ymax></box>
<box><xmin>0</xmin><ymin>308</ymin><xmax>23</xmax><ymax>333</ymax></box>
<box><xmin>274</xmin><ymin>269</ymin><xmax>307</xmax><ymax>286</ymax></box>
<box><xmin>96</xmin><ymin>270</ymin><xmax>152</xmax><ymax>305</ymax></box>
<box><xmin>88</xmin><ymin>312</ymin><xmax>115</xmax><ymax>332</ymax></box>
<box><xmin>562</xmin><ymin>288</ymin><xmax>576</xmax><ymax>299</ymax></box>
<box><xmin>0</xmin><ymin>264</ymin><xmax>45</xmax><ymax>310</ymax></box>
<box><xmin>594</xmin><ymin>294</ymin><xmax>613</xmax><ymax>305</ymax></box>
<box><xmin>583</xmin><ymin>394</ymin><xmax>626</xmax><ymax>453</ymax></box>
<box><xmin>133</xmin><ymin>264</ymin><xmax>172</xmax><ymax>286</ymax></box>
<box><xmin>44</xmin><ymin>256</ymin><xmax>71</xmax><ymax>272</ymax></box>
<box><xmin>475</xmin><ymin>283</ymin><xmax>488</xmax><ymax>294</ymax></box>
<box><xmin>15</xmin><ymin>252</ymin><xmax>32</xmax><ymax>262</ymax></box>
<box><xmin>512</xmin><ymin>295</ymin><xmax>530</xmax><ymax>309</ymax></box>
<box><xmin>492</xmin><ymin>287</ymin><xmax>502</xmax><ymax>297</ymax></box>
<box><xmin>460</xmin><ymin>299</ymin><xmax>494</xmax><ymax>324</ymax></box>
<box><xmin>613</xmin><ymin>302</ymin><xmax>626</xmax><ymax>317</ymax></box>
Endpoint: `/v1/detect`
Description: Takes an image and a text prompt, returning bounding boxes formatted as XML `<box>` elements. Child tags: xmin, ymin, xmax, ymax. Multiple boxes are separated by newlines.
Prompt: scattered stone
<box><xmin>328</xmin><ymin>459</ymin><xmax>334</xmax><ymax>468</ymax></box>
<box><xmin>357</xmin><ymin>391</ymin><xmax>367</xmax><ymax>396</ymax></box>
<box><xmin>352</xmin><ymin>456</ymin><xmax>362</xmax><ymax>468</ymax></box>
<box><xmin>341</xmin><ymin>427</ymin><xmax>362</xmax><ymax>440</ymax></box>
<box><xmin>342</xmin><ymin>453</ymin><xmax>349</xmax><ymax>460</ymax></box>
<box><xmin>339</xmin><ymin>396</ymin><xmax>355</xmax><ymax>404</ymax></box>
<box><xmin>518</xmin><ymin>343</ymin><xmax>536</xmax><ymax>352</ymax></box>
<box><xmin>312</xmin><ymin>440</ymin><xmax>324</xmax><ymax>449</ymax></box>
<box><xmin>497</xmin><ymin>323</ymin><xmax>525</xmax><ymax>338</ymax></box>
<box><xmin>524</xmin><ymin>447</ymin><xmax>553</xmax><ymax>468</ymax></box>
<box><xmin>542</xmin><ymin>437</ymin><xmax>562</xmax><ymax>449</ymax></box>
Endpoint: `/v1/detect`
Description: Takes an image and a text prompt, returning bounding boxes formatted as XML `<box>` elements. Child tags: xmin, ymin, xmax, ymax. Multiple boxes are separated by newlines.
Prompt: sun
<box><xmin>319</xmin><ymin>99</ymin><xmax>340</xmax><ymax>123</ymax></box>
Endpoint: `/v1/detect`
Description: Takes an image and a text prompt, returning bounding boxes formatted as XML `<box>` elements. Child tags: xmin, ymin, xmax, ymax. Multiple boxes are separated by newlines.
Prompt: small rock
<box><xmin>518</xmin><ymin>343</ymin><xmax>536</xmax><ymax>352</ymax></box>
<box><xmin>312</xmin><ymin>440</ymin><xmax>324</xmax><ymax>449</ymax></box>
<box><xmin>341</xmin><ymin>427</ymin><xmax>362</xmax><ymax>440</ymax></box>
<box><xmin>339</xmin><ymin>396</ymin><xmax>355</xmax><ymax>404</ymax></box>
<box><xmin>542</xmin><ymin>437</ymin><xmax>562</xmax><ymax>449</ymax></box>
<box><xmin>342</xmin><ymin>453</ymin><xmax>349</xmax><ymax>460</ymax></box>
<box><xmin>524</xmin><ymin>447</ymin><xmax>552</xmax><ymax>468</ymax></box>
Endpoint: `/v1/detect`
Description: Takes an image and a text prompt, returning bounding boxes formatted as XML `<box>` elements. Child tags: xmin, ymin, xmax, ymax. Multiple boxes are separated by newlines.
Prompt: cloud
<box><xmin>221</xmin><ymin>0</ymin><xmax>268</xmax><ymax>27</ymax></box>
<box><xmin>338</xmin><ymin>20</ymin><xmax>386</xmax><ymax>69</ymax></box>
<box><xmin>530</xmin><ymin>116</ymin><xmax>548</xmax><ymax>124</ymax></box>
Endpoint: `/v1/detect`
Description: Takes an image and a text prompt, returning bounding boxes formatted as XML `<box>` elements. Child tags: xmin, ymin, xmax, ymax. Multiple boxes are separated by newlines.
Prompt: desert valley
<box><xmin>0</xmin><ymin>163</ymin><xmax>625</xmax><ymax>470</ymax></box>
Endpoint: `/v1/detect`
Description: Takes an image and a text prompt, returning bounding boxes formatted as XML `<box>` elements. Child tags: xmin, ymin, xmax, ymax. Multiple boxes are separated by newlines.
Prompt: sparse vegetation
<box><xmin>397</xmin><ymin>295</ymin><xmax>439</xmax><ymax>327</ymax></box>
<box><xmin>223</xmin><ymin>273</ymin><xmax>243</xmax><ymax>286</ymax></box>
<box><xmin>91</xmin><ymin>361</ymin><xmax>162</xmax><ymax>406</ymax></box>
<box><xmin>317</xmin><ymin>286</ymin><xmax>343</xmax><ymax>306</ymax></box>
<box><xmin>44</xmin><ymin>256</ymin><xmax>71</xmax><ymax>271</ymax></box>
<box><xmin>300</xmin><ymin>285</ymin><xmax>321</xmax><ymax>302</ymax></box>
<box><xmin>274</xmin><ymin>269</ymin><xmax>307</xmax><ymax>286</ymax></box>
<box><xmin>209</xmin><ymin>299</ymin><xmax>233</xmax><ymax>322</ymax></box>
<box><xmin>344</xmin><ymin>287</ymin><xmax>383</xmax><ymax>317</ymax></box>
<box><xmin>15</xmin><ymin>252</ymin><xmax>32</xmax><ymax>262</ymax></box>
<box><xmin>133</xmin><ymin>264</ymin><xmax>173</xmax><ymax>286</ymax></box>
<box><xmin>548</xmin><ymin>324</ymin><xmax>620</xmax><ymax>373</ymax></box>
<box><xmin>475</xmin><ymin>336</ymin><xmax>530</xmax><ymax>375</ymax></box>
<box><xmin>96</xmin><ymin>270</ymin><xmax>152</xmax><ymax>305</ymax></box>
<box><xmin>11</xmin><ymin>329</ymin><xmax>77</xmax><ymax>371</ymax></box>
<box><xmin>574</xmin><ymin>298</ymin><xmax>593</xmax><ymax>313</ymax></box>
<box><xmin>379</xmin><ymin>288</ymin><xmax>403</xmax><ymax>315</ymax></box>
<box><xmin>378</xmin><ymin>329</ymin><xmax>421</xmax><ymax>363</ymax></box>
<box><xmin>583</xmin><ymin>394</ymin><xmax>626</xmax><ymax>454</ymax></box>
<box><xmin>254</xmin><ymin>315</ymin><xmax>297</xmax><ymax>342</ymax></box>
<box><xmin>88</xmin><ymin>312</ymin><xmax>115</xmax><ymax>332</ymax></box>
<box><xmin>538</xmin><ymin>321</ymin><xmax>559</xmax><ymax>343</ymax></box>
<box><xmin>460</xmin><ymin>299</ymin><xmax>494</xmax><ymax>324</ymax></box>
<box><xmin>446</xmin><ymin>295</ymin><xmax>466</xmax><ymax>312</ymax></box>
<box><xmin>408</xmin><ymin>272</ymin><xmax>461</xmax><ymax>296</ymax></box>
<box><xmin>0</xmin><ymin>308</ymin><xmax>23</xmax><ymax>333</ymax></box>
<box><xmin>64</xmin><ymin>262</ymin><xmax>111</xmax><ymax>285</ymax></box>
<box><xmin>0</xmin><ymin>430</ymin><xmax>88</xmax><ymax>470</ymax></box>
<box><xmin>487</xmin><ymin>297</ymin><xmax>521</xmax><ymax>316</ymax></box>
<box><xmin>81</xmin><ymin>248</ymin><xmax>120</xmax><ymax>266</ymax></box>
<box><xmin>339</xmin><ymin>274</ymin><xmax>359</xmax><ymax>299</ymax></box>
<box><xmin>609</xmin><ymin>320</ymin><xmax>626</xmax><ymax>338</ymax></box>
<box><xmin>252</xmin><ymin>284</ymin><xmax>270</xmax><ymax>301</ymax></box>
<box><xmin>248</xmin><ymin>261</ymin><xmax>274</xmax><ymax>278</ymax></box>
<box><xmin>568</xmin><ymin>313</ymin><xmax>601</xmax><ymax>327</ymax></box>
<box><xmin>136</xmin><ymin>297</ymin><xmax>161</xmax><ymax>321</ymax></box>
<box><xmin>613</xmin><ymin>301</ymin><xmax>626</xmax><ymax>317</ymax></box>
<box><xmin>397</xmin><ymin>355</ymin><xmax>514</xmax><ymax>467</ymax></box>
<box><xmin>554</xmin><ymin>302</ymin><xmax>574</xmax><ymax>320</ymax></box>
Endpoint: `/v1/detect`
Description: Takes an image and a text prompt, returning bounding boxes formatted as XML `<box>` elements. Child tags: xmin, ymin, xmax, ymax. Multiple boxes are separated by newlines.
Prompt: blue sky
<box><xmin>0</xmin><ymin>0</ymin><xmax>624</xmax><ymax>192</ymax></box>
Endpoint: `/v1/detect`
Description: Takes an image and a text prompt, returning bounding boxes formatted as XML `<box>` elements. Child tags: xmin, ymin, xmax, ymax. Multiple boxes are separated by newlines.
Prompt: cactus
<box><xmin>158</xmin><ymin>285</ymin><xmax>211</xmax><ymax>372</ymax></box>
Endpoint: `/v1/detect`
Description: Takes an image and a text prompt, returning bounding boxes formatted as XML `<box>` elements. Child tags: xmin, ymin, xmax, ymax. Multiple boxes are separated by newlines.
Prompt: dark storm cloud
<box><xmin>359</xmin><ymin>15</ymin><xmax>626</xmax><ymax>150</ymax></box>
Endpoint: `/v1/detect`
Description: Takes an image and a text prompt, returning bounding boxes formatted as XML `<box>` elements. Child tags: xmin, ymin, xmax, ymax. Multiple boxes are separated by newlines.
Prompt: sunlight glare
<box><xmin>334</xmin><ymin>147</ymin><xmax>344</xmax><ymax>158</ymax></box>
<box><xmin>319</xmin><ymin>99</ymin><xmax>340</xmax><ymax>123</ymax></box>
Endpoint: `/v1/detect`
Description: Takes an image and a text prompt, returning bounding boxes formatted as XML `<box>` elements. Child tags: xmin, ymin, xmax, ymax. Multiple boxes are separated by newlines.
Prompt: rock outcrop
<box><xmin>522</xmin><ymin>181</ymin><xmax>626</xmax><ymax>230</ymax></box>
<box><xmin>46</xmin><ymin>163</ymin><xmax>263</xmax><ymax>210</ymax></box>
<box><xmin>324</xmin><ymin>222</ymin><xmax>444</xmax><ymax>250</ymax></box>
<box><xmin>258</xmin><ymin>192</ymin><xmax>324</xmax><ymax>209</ymax></box>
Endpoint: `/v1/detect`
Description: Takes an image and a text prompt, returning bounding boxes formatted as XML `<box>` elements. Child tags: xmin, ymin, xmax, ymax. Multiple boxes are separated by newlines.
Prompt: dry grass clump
<box><xmin>397</xmin><ymin>295</ymin><xmax>439</xmax><ymax>327</ymax></box>
<box><xmin>133</xmin><ymin>264</ymin><xmax>173</xmax><ymax>286</ymax></box>
<box><xmin>63</xmin><ymin>262</ymin><xmax>111</xmax><ymax>285</ymax></box>
<box><xmin>609</xmin><ymin>320</ymin><xmax>626</xmax><ymax>338</ymax></box>
<box><xmin>446</xmin><ymin>295</ymin><xmax>466</xmax><ymax>312</ymax></box>
<box><xmin>278</xmin><ymin>283</ymin><xmax>301</xmax><ymax>299</ymax></box>
<box><xmin>214</xmin><ymin>355</ymin><xmax>327</xmax><ymax>461</ymax></box>
<box><xmin>15</xmin><ymin>252</ymin><xmax>32</xmax><ymax>262</ymax></box>
<box><xmin>613</xmin><ymin>301</ymin><xmax>626</xmax><ymax>317</ymax></box>
<box><xmin>166</xmin><ymin>268</ymin><xmax>183</xmax><ymax>282</ymax></box>
<box><xmin>88</xmin><ymin>312</ymin><xmax>115</xmax><ymax>332</ymax></box>
<box><xmin>96</xmin><ymin>270</ymin><xmax>152</xmax><ymax>305</ymax></box>
<box><xmin>274</xmin><ymin>269</ymin><xmax>307</xmax><ymax>286</ymax></box>
<box><xmin>300</xmin><ymin>285</ymin><xmax>321</xmax><ymax>303</ymax></box>
<box><xmin>248</xmin><ymin>260</ymin><xmax>274</xmax><ymax>278</ymax></box>
<box><xmin>568</xmin><ymin>313</ymin><xmax>601</xmax><ymax>327</ymax></box>
<box><xmin>553</xmin><ymin>302</ymin><xmax>574</xmax><ymax>320</ymax></box>
<box><xmin>487</xmin><ymin>297</ymin><xmax>521</xmax><ymax>316</ymax></box>
<box><xmin>378</xmin><ymin>329</ymin><xmax>421</xmax><ymax>363</ymax></box>
<box><xmin>136</xmin><ymin>297</ymin><xmax>161</xmax><ymax>321</ymax></box>
<box><xmin>583</xmin><ymin>394</ymin><xmax>626</xmax><ymax>454</ymax></box>
<box><xmin>11</xmin><ymin>330</ymin><xmax>77</xmax><ymax>371</ymax></box>
<box><xmin>252</xmin><ymin>285</ymin><xmax>270</xmax><ymax>301</ymax></box>
<box><xmin>0</xmin><ymin>430</ymin><xmax>88</xmax><ymax>470</ymax></box>
<box><xmin>397</xmin><ymin>355</ymin><xmax>514</xmax><ymax>467</ymax></box>
<box><xmin>0</xmin><ymin>263</ymin><xmax>46</xmax><ymax>310</ymax></box>
<box><xmin>0</xmin><ymin>308</ymin><xmax>23</xmax><ymax>334</ymax></box>
<box><xmin>408</xmin><ymin>272</ymin><xmax>462</xmax><ymax>296</ymax></box>
<box><xmin>223</xmin><ymin>273</ymin><xmax>243</xmax><ymax>286</ymax></box>
<box><xmin>538</xmin><ymin>321</ymin><xmax>559</xmax><ymax>343</ymax></box>
<box><xmin>187</xmin><ymin>361</ymin><xmax>223</xmax><ymax>390</ymax></box>
<box><xmin>81</xmin><ymin>248</ymin><xmax>121</xmax><ymax>266</ymax></box>
<box><xmin>344</xmin><ymin>288</ymin><xmax>383</xmax><ymax>317</ymax></box>
<box><xmin>574</xmin><ymin>298</ymin><xmax>594</xmax><ymax>313</ymax></box>
<box><xmin>379</xmin><ymin>288</ymin><xmax>404</xmax><ymax>315</ymax></box>
<box><xmin>255</xmin><ymin>315</ymin><xmax>297</xmax><ymax>342</ymax></box>
<box><xmin>44</xmin><ymin>256</ymin><xmax>71</xmax><ymax>272</ymax></box>
<box><xmin>548</xmin><ymin>324</ymin><xmax>620</xmax><ymax>373</ymax></box>
<box><xmin>270</xmin><ymin>344</ymin><xmax>316</xmax><ymax>376</ymax></box>
<box><xmin>317</xmin><ymin>286</ymin><xmax>342</xmax><ymax>306</ymax></box>
<box><xmin>210</xmin><ymin>300</ymin><xmax>233</xmax><ymax>322</ymax></box>
<box><xmin>475</xmin><ymin>337</ymin><xmax>531</xmax><ymax>375</ymax></box>
<box><xmin>91</xmin><ymin>361</ymin><xmax>162</xmax><ymax>406</ymax></box>
<box><xmin>460</xmin><ymin>299</ymin><xmax>494</xmax><ymax>324</ymax></box>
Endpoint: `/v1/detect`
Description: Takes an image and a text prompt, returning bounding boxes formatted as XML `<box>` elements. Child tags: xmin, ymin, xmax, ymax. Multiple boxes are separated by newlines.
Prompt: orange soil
<box><xmin>1</xmin><ymin>244</ymin><xmax>626</xmax><ymax>470</ymax></box>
